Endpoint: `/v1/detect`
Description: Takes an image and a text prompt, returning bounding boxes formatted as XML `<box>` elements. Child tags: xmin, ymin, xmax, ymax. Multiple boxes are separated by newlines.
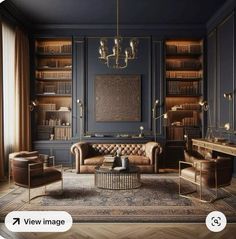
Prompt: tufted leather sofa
<box><xmin>71</xmin><ymin>142</ymin><xmax>162</xmax><ymax>173</ymax></box>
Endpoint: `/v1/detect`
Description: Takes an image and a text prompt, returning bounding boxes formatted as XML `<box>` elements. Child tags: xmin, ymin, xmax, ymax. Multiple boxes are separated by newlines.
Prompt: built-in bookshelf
<box><xmin>34</xmin><ymin>39</ymin><xmax>72</xmax><ymax>141</ymax></box>
<box><xmin>165</xmin><ymin>40</ymin><xmax>203</xmax><ymax>142</ymax></box>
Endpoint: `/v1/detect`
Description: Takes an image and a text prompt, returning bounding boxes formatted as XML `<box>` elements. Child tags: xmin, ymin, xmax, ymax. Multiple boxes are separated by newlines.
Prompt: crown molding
<box><xmin>33</xmin><ymin>23</ymin><xmax>205</xmax><ymax>31</ymax></box>
<box><xmin>207</xmin><ymin>0</ymin><xmax>236</xmax><ymax>32</ymax></box>
<box><xmin>0</xmin><ymin>0</ymin><xmax>32</xmax><ymax>30</ymax></box>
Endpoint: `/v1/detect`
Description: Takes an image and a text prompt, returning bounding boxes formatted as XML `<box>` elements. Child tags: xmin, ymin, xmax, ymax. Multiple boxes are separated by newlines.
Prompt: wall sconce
<box><xmin>223</xmin><ymin>92</ymin><xmax>233</xmax><ymax>131</ymax></box>
<box><xmin>77</xmin><ymin>99</ymin><xmax>83</xmax><ymax>118</ymax></box>
<box><xmin>199</xmin><ymin>100</ymin><xmax>209</xmax><ymax>111</ymax></box>
<box><xmin>77</xmin><ymin>99</ymin><xmax>83</xmax><ymax>141</ymax></box>
<box><xmin>152</xmin><ymin>99</ymin><xmax>159</xmax><ymax>142</ymax></box>
<box><xmin>29</xmin><ymin>100</ymin><xmax>38</xmax><ymax>111</ymax></box>
<box><xmin>199</xmin><ymin>100</ymin><xmax>213</xmax><ymax>140</ymax></box>
<box><xmin>224</xmin><ymin>123</ymin><xmax>230</xmax><ymax>131</ymax></box>
<box><xmin>223</xmin><ymin>93</ymin><xmax>232</xmax><ymax>100</ymax></box>
<box><xmin>152</xmin><ymin>99</ymin><xmax>159</xmax><ymax>119</ymax></box>
<box><xmin>139</xmin><ymin>126</ymin><xmax>144</xmax><ymax>138</ymax></box>
<box><xmin>153</xmin><ymin>111</ymin><xmax>168</xmax><ymax>142</ymax></box>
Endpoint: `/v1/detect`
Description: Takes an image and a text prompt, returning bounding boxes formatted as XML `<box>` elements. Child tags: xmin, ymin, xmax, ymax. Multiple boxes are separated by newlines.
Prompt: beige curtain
<box><xmin>14</xmin><ymin>27</ymin><xmax>31</xmax><ymax>151</ymax></box>
<box><xmin>0</xmin><ymin>19</ymin><xmax>5</xmax><ymax>180</ymax></box>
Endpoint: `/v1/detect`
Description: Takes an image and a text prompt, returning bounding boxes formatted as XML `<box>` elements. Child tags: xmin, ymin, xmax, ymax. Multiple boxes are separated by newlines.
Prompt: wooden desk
<box><xmin>192</xmin><ymin>139</ymin><xmax>236</xmax><ymax>156</ymax></box>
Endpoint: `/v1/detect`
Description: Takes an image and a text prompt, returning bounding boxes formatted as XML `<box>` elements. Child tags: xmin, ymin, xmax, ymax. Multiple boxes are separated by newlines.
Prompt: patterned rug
<box><xmin>1</xmin><ymin>173</ymin><xmax>236</xmax><ymax>222</ymax></box>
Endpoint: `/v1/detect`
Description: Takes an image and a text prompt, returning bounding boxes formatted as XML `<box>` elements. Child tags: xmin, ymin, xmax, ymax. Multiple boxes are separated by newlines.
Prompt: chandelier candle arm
<box><xmin>98</xmin><ymin>0</ymin><xmax>138</xmax><ymax>69</ymax></box>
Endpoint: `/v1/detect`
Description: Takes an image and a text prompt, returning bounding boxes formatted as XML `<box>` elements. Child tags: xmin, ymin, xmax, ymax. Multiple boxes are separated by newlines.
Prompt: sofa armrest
<box><xmin>145</xmin><ymin>142</ymin><xmax>162</xmax><ymax>173</ymax></box>
<box><xmin>71</xmin><ymin>142</ymin><xmax>89</xmax><ymax>173</ymax></box>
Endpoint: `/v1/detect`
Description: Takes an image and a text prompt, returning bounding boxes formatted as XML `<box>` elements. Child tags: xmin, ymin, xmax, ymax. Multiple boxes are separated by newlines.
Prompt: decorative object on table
<box><xmin>50</xmin><ymin>134</ymin><xmax>54</xmax><ymax>141</ymax></box>
<box><xmin>113</xmin><ymin>156</ymin><xmax>129</xmax><ymax>171</ymax></box>
<box><xmin>98</xmin><ymin>0</ymin><xmax>138</xmax><ymax>69</ymax></box>
<box><xmin>139</xmin><ymin>126</ymin><xmax>144</xmax><ymax>137</ymax></box>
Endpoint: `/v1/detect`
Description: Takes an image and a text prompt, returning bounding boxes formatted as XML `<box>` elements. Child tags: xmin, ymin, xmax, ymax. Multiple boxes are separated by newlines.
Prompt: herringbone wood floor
<box><xmin>1</xmin><ymin>223</ymin><xmax>236</xmax><ymax>239</ymax></box>
<box><xmin>1</xmin><ymin>175</ymin><xmax>236</xmax><ymax>239</ymax></box>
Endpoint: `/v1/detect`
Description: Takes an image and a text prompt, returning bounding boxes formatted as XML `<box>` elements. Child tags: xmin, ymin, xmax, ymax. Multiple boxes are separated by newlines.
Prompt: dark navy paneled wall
<box><xmin>86</xmin><ymin>37</ymin><xmax>151</xmax><ymax>135</ymax></box>
<box><xmin>207</xmin><ymin>6</ymin><xmax>236</xmax><ymax>175</ymax></box>
<box><xmin>207</xmin><ymin>11</ymin><xmax>235</xmax><ymax>136</ymax></box>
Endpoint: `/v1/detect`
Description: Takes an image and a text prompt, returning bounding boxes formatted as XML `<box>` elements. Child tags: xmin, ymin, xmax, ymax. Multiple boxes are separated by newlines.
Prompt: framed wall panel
<box><xmin>217</xmin><ymin>13</ymin><xmax>234</xmax><ymax>130</ymax></box>
<box><xmin>95</xmin><ymin>75</ymin><xmax>141</xmax><ymax>122</ymax></box>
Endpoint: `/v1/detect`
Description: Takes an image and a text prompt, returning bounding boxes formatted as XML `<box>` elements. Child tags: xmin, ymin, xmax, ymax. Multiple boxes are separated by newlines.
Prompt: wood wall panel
<box><xmin>207</xmin><ymin>30</ymin><xmax>217</xmax><ymax>128</ymax></box>
<box><xmin>217</xmin><ymin>13</ymin><xmax>234</xmax><ymax>129</ymax></box>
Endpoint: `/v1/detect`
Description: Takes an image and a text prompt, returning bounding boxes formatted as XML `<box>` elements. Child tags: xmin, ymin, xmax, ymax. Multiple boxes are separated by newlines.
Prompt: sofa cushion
<box><xmin>128</xmin><ymin>156</ymin><xmax>150</xmax><ymax>165</ymax></box>
<box><xmin>84</xmin><ymin>156</ymin><xmax>104</xmax><ymax>165</ymax></box>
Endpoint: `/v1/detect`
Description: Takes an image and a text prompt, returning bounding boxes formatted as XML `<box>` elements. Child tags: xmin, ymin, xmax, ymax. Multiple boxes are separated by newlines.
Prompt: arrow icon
<box><xmin>13</xmin><ymin>218</ymin><xmax>20</xmax><ymax>225</ymax></box>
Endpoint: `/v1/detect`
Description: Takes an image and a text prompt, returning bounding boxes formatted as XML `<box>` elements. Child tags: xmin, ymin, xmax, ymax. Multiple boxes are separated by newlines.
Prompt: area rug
<box><xmin>1</xmin><ymin>173</ymin><xmax>236</xmax><ymax>222</ymax></box>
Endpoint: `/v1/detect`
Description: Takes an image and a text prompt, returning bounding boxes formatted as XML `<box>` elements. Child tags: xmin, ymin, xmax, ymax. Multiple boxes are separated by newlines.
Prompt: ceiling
<box><xmin>4</xmin><ymin>0</ymin><xmax>228</xmax><ymax>25</ymax></box>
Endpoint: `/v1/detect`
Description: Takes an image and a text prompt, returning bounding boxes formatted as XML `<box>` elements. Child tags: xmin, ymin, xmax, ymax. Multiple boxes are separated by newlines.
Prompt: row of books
<box><xmin>37</xmin><ymin>82</ymin><xmax>72</xmax><ymax>94</ymax></box>
<box><xmin>166</xmin><ymin>60</ymin><xmax>201</xmax><ymax>70</ymax></box>
<box><xmin>166</xmin><ymin>71</ymin><xmax>202</xmax><ymax>79</ymax></box>
<box><xmin>36</xmin><ymin>71</ymin><xmax>72</xmax><ymax>79</ymax></box>
<box><xmin>167</xmin><ymin>126</ymin><xmax>201</xmax><ymax>140</ymax></box>
<box><xmin>37</xmin><ymin>44</ymin><xmax>72</xmax><ymax>54</ymax></box>
<box><xmin>54</xmin><ymin>126</ymin><xmax>71</xmax><ymax>140</ymax></box>
<box><xmin>38</xmin><ymin>103</ymin><xmax>56</xmax><ymax>111</ymax></box>
<box><xmin>37</xmin><ymin>125</ymin><xmax>54</xmax><ymax>140</ymax></box>
<box><xmin>182</xmin><ymin>117</ymin><xmax>198</xmax><ymax>126</ymax></box>
<box><xmin>167</xmin><ymin>81</ymin><xmax>201</xmax><ymax>95</ymax></box>
<box><xmin>37</xmin><ymin>59</ymin><xmax>72</xmax><ymax>68</ymax></box>
<box><xmin>166</xmin><ymin>44</ymin><xmax>202</xmax><ymax>54</ymax></box>
<box><xmin>181</xmin><ymin>103</ymin><xmax>201</xmax><ymax>110</ymax></box>
<box><xmin>167</xmin><ymin>127</ymin><xmax>184</xmax><ymax>140</ymax></box>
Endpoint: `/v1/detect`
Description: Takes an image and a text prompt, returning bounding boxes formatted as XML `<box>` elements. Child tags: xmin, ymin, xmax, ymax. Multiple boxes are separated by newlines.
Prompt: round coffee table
<box><xmin>95</xmin><ymin>166</ymin><xmax>141</xmax><ymax>190</ymax></box>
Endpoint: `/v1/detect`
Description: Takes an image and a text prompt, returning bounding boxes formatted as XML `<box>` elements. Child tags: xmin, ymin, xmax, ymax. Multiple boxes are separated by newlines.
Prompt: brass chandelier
<box><xmin>99</xmin><ymin>0</ymin><xmax>139</xmax><ymax>69</ymax></box>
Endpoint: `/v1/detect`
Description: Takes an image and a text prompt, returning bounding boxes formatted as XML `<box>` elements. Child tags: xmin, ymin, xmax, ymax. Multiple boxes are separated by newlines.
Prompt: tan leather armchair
<box><xmin>9</xmin><ymin>151</ymin><xmax>55</xmax><ymax>186</ymax></box>
<box><xmin>71</xmin><ymin>142</ymin><xmax>162</xmax><ymax>173</ymax></box>
<box><xmin>179</xmin><ymin>156</ymin><xmax>232</xmax><ymax>202</ymax></box>
<box><xmin>12</xmin><ymin>156</ymin><xmax>63</xmax><ymax>203</ymax></box>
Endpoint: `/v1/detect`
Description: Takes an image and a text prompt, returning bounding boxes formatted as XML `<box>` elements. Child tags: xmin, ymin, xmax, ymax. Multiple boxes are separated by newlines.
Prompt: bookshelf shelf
<box><xmin>34</xmin><ymin>38</ymin><xmax>72</xmax><ymax>141</ymax></box>
<box><xmin>36</xmin><ymin>53</ymin><xmax>72</xmax><ymax>57</ymax></box>
<box><xmin>36</xmin><ymin>94</ymin><xmax>72</xmax><ymax>97</ymax></box>
<box><xmin>36</xmin><ymin>67</ymin><xmax>72</xmax><ymax>71</ymax></box>
<box><xmin>165</xmin><ymin>39</ymin><xmax>204</xmax><ymax>143</ymax></box>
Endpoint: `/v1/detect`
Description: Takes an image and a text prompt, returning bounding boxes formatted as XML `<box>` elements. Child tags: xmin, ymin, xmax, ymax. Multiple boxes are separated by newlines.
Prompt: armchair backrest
<box><xmin>193</xmin><ymin>157</ymin><xmax>232</xmax><ymax>187</ymax></box>
<box><xmin>12</xmin><ymin>157</ymin><xmax>43</xmax><ymax>187</ymax></box>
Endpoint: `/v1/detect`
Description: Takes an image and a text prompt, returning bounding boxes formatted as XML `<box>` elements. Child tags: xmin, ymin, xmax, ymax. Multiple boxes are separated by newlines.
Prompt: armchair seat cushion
<box><xmin>181</xmin><ymin>166</ymin><xmax>218</xmax><ymax>187</ymax></box>
<box><xmin>181</xmin><ymin>167</ymin><xmax>196</xmax><ymax>181</ymax></box>
<box><xmin>31</xmin><ymin>168</ymin><xmax>62</xmax><ymax>187</ymax></box>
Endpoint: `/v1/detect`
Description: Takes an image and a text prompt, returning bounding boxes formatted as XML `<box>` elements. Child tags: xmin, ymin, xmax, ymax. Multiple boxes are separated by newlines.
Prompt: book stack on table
<box><xmin>100</xmin><ymin>156</ymin><xmax>115</xmax><ymax>170</ymax></box>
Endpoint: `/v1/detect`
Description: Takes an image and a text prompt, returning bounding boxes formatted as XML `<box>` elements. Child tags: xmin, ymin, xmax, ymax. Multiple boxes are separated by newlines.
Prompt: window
<box><xmin>2</xmin><ymin>21</ymin><xmax>16</xmax><ymax>153</ymax></box>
